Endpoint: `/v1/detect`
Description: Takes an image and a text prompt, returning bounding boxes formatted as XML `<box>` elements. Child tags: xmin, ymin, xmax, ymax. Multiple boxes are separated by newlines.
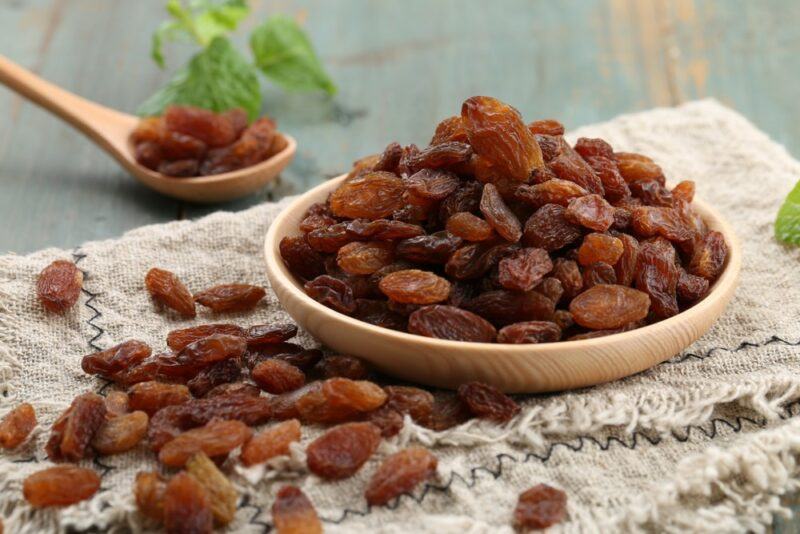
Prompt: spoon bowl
<box><xmin>0</xmin><ymin>54</ymin><xmax>295</xmax><ymax>203</ymax></box>
<box><xmin>264</xmin><ymin>174</ymin><xmax>742</xmax><ymax>393</ymax></box>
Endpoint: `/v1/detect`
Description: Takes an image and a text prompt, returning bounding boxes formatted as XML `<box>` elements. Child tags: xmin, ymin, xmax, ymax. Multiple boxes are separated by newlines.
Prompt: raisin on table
<box><xmin>0</xmin><ymin>403</ymin><xmax>36</xmax><ymax>449</ymax></box>
<box><xmin>91</xmin><ymin>410</ymin><xmax>148</xmax><ymax>455</ymax></box>
<box><xmin>272</xmin><ymin>486</ymin><xmax>323</xmax><ymax>534</ymax></box>
<box><xmin>47</xmin><ymin>392</ymin><xmax>107</xmax><ymax>462</ymax></box>
<box><xmin>241</xmin><ymin>419</ymin><xmax>302</xmax><ymax>466</ymax></box>
<box><xmin>128</xmin><ymin>381</ymin><xmax>191</xmax><ymax>415</ymax></box>
<box><xmin>306</xmin><ymin>422</ymin><xmax>381</xmax><ymax>479</ymax></box>
<box><xmin>186</xmin><ymin>452</ymin><xmax>237</xmax><ymax>526</ymax></box>
<box><xmin>457</xmin><ymin>382</ymin><xmax>520</xmax><ymax>423</ymax></box>
<box><xmin>81</xmin><ymin>340</ymin><xmax>152</xmax><ymax>380</ymax></box>
<box><xmin>37</xmin><ymin>260</ymin><xmax>83</xmax><ymax>313</ymax></box>
<box><xmin>251</xmin><ymin>359</ymin><xmax>306</xmax><ymax>394</ymax></box>
<box><xmin>23</xmin><ymin>466</ymin><xmax>100</xmax><ymax>507</ymax></box>
<box><xmin>514</xmin><ymin>483</ymin><xmax>568</xmax><ymax>530</ymax></box>
<box><xmin>145</xmin><ymin>268</ymin><xmax>196</xmax><ymax>318</ymax></box>
<box><xmin>158</xmin><ymin>419</ymin><xmax>252</xmax><ymax>467</ymax></box>
<box><xmin>365</xmin><ymin>447</ymin><xmax>438</xmax><ymax>506</ymax></box>
<box><xmin>135</xmin><ymin>471</ymin><xmax>167</xmax><ymax>521</ymax></box>
<box><xmin>163</xmin><ymin>472</ymin><xmax>213</xmax><ymax>534</ymax></box>
<box><xmin>194</xmin><ymin>284</ymin><xmax>266</xmax><ymax>313</ymax></box>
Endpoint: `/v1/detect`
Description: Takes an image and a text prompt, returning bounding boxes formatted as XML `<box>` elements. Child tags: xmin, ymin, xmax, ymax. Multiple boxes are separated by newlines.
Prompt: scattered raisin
<box><xmin>514</xmin><ymin>484</ymin><xmax>568</xmax><ymax>530</ymax></box>
<box><xmin>457</xmin><ymin>382</ymin><xmax>520</xmax><ymax>422</ymax></box>
<box><xmin>306</xmin><ymin>422</ymin><xmax>381</xmax><ymax>479</ymax></box>
<box><xmin>163</xmin><ymin>472</ymin><xmax>213</xmax><ymax>534</ymax></box>
<box><xmin>241</xmin><ymin>419</ymin><xmax>301</xmax><ymax>466</ymax></box>
<box><xmin>194</xmin><ymin>284</ymin><xmax>266</xmax><ymax>312</ymax></box>
<box><xmin>251</xmin><ymin>359</ymin><xmax>306</xmax><ymax>394</ymax></box>
<box><xmin>0</xmin><ymin>403</ymin><xmax>36</xmax><ymax>449</ymax></box>
<box><xmin>159</xmin><ymin>419</ymin><xmax>252</xmax><ymax>467</ymax></box>
<box><xmin>46</xmin><ymin>392</ymin><xmax>106</xmax><ymax>462</ymax></box>
<box><xmin>23</xmin><ymin>466</ymin><xmax>100</xmax><ymax>507</ymax></box>
<box><xmin>36</xmin><ymin>260</ymin><xmax>83</xmax><ymax>313</ymax></box>
<box><xmin>128</xmin><ymin>381</ymin><xmax>191</xmax><ymax>415</ymax></box>
<box><xmin>145</xmin><ymin>268</ymin><xmax>196</xmax><ymax>318</ymax></box>
<box><xmin>91</xmin><ymin>410</ymin><xmax>148</xmax><ymax>455</ymax></box>
<box><xmin>272</xmin><ymin>486</ymin><xmax>323</xmax><ymax>534</ymax></box>
<box><xmin>134</xmin><ymin>471</ymin><xmax>167</xmax><ymax>521</ymax></box>
<box><xmin>81</xmin><ymin>340</ymin><xmax>152</xmax><ymax>380</ymax></box>
<box><xmin>314</xmin><ymin>354</ymin><xmax>370</xmax><ymax>380</ymax></box>
<box><xmin>186</xmin><ymin>452</ymin><xmax>237</xmax><ymax>526</ymax></box>
<box><xmin>365</xmin><ymin>447</ymin><xmax>438</xmax><ymax>506</ymax></box>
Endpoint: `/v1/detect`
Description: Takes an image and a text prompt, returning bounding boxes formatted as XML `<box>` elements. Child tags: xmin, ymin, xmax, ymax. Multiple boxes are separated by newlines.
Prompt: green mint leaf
<box><xmin>138</xmin><ymin>36</ymin><xmax>261</xmax><ymax>121</ymax></box>
<box><xmin>250</xmin><ymin>15</ymin><xmax>336</xmax><ymax>95</ymax></box>
<box><xmin>149</xmin><ymin>0</ymin><xmax>249</xmax><ymax>66</ymax></box>
<box><xmin>193</xmin><ymin>0</ymin><xmax>249</xmax><ymax>45</ymax></box>
<box><xmin>775</xmin><ymin>180</ymin><xmax>800</xmax><ymax>245</ymax></box>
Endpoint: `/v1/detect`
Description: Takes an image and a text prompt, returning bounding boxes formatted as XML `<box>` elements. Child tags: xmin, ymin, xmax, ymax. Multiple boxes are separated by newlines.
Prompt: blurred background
<box><xmin>0</xmin><ymin>0</ymin><xmax>798</xmax><ymax>254</ymax></box>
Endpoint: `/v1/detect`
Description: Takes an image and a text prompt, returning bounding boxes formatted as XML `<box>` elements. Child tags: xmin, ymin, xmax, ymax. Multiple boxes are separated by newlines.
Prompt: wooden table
<box><xmin>1</xmin><ymin>0</ymin><xmax>799</xmax><ymax>529</ymax></box>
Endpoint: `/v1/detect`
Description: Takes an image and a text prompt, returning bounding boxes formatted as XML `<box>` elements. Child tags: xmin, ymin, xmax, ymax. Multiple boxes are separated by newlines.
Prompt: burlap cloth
<box><xmin>1</xmin><ymin>99</ymin><xmax>799</xmax><ymax>533</ymax></box>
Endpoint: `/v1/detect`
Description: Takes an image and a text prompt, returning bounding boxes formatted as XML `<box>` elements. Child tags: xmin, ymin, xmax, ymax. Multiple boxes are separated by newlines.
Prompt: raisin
<box><xmin>424</xmin><ymin>395</ymin><xmax>473</xmax><ymax>430</ymax></box>
<box><xmin>134</xmin><ymin>141</ymin><xmax>164</xmax><ymax>170</ymax></box>
<box><xmin>480</xmin><ymin>183</ymin><xmax>522</xmax><ymax>242</ymax></box>
<box><xmin>688</xmin><ymin>230</ymin><xmax>728</xmax><ymax>280</ymax></box>
<box><xmin>629</xmin><ymin>179</ymin><xmax>672</xmax><ymax>207</ymax></box>
<box><xmin>330</xmin><ymin>171</ymin><xmax>406</xmax><ymax>219</ymax></box>
<box><xmin>636</xmin><ymin>237</ymin><xmax>680</xmax><ymax>318</ymax></box>
<box><xmin>159</xmin><ymin>419</ymin><xmax>252</xmax><ymax>467</ymax></box>
<box><xmin>497</xmin><ymin>248</ymin><xmax>553</xmax><ymax>291</ymax></box>
<box><xmin>241</xmin><ymin>419</ymin><xmax>301</xmax><ymax>466</ymax></box>
<box><xmin>163</xmin><ymin>472</ymin><xmax>213</xmax><ymax>534</ymax></box>
<box><xmin>612</xmin><ymin>206</ymin><xmax>633</xmax><ymax>231</ymax></box>
<box><xmin>574</xmin><ymin>137</ymin><xmax>613</xmax><ymax>159</ymax></box>
<box><xmin>279</xmin><ymin>235</ymin><xmax>326</xmax><ymax>280</ymax></box>
<box><xmin>128</xmin><ymin>381</ymin><xmax>191</xmax><ymax>416</ymax></box>
<box><xmin>368</xmin><ymin>385</ymin><xmax>434</xmax><ymax>436</ymax></box>
<box><xmin>406</xmin><ymin>169</ymin><xmax>461</xmax><ymax>201</ymax></box>
<box><xmin>672</xmin><ymin>180</ymin><xmax>696</xmax><ymax>203</ymax></box>
<box><xmin>299</xmin><ymin>212</ymin><xmax>338</xmax><ymax>233</ymax></box>
<box><xmin>187</xmin><ymin>359</ymin><xmax>242</xmax><ymax>397</ymax></box>
<box><xmin>549</xmin><ymin>144</ymin><xmax>604</xmax><ymax>195</ymax></box>
<box><xmin>186</xmin><ymin>452</ymin><xmax>237</xmax><ymax>526</ymax></box>
<box><xmin>337</xmin><ymin>241</ymin><xmax>395</xmax><ymax>275</ymax></box>
<box><xmin>272</xmin><ymin>486</ymin><xmax>323</xmax><ymax>534</ymax></box>
<box><xmin>304</xmin><ymin>275</ymin><xmax>357</xmax><ymax>314</ymax></box>
<box><xmin>533</xmin><ymin>134</ymin><xmax>563</xmax><ymax>162</ymax></box>
<box><xmin>373</xmin><ymin>142</ymin><xmax>403</xmax><ymax>172</ymax></box>
<box><xmin>206</xmin><ymin>382</ymin><xmax>262</xmax><ymax>398</ymax></box>
<box><xmin>81</xmin><ymin>340</ymin><xmax>152</xmax><ymax>380</ymax></box>
<box><xmin>23</xmin><ymin>466</ymin><xmax>100</xmax><ymax>507</ymax></box>
<box><xmin>46</xmin><ymin>392</ymin><xmax>106</xmax><ymax>462</ymax></box>
<box><xmin>528</xmin><ymin>119</ymin><xmax>565</xmax><ymax>136</ymax></box>
<box><xmin>396</xmin><ymin>232</ymin><xmax>463</xmax><ymax>264</ymax></box>
<box><xmin>145</xmin><ymin>268</ymin><xmax>196</xmax><ymax>318</ymax></box>
<box><xmin>577</xmin><ymin>233</ymin><xmax>624</xmax><ymax>266</ymax></box>
<box><xmin>176</xmin><ymin>334</ymin><xmax>246</xmax><ymax>368</ymax></box>
<box><xmin>297</xmin><ymin>378</ymin><xmax>387</xmax><ymax>423</ymax></box>
<box><xmin>345</xmin><ymin>219</ymin><xmax>425</xmax><ymax>240</ymax></box>
<box><xmin>200</xmin><ymin>117</ymin><xmax>276</xmax><ymax>175</ymax></box>
<box><xmin>365</xmin><ymin>447</ymin><xmax>438</xmax><ymax>506</ymax></box>
<box><xmin>408</xmin><ymin>305</ymin><xmax>497</xmax><ymax>342</ymax></box>
<box><xmin>553</xmin><ymin>310</ymin><xmax>574</xmax><ymax>330</ymax></box>
<box><xmin>582</xmin><ymin>262</ymin><xmax>618</xmax><ymax>289</ymax></box>
<box><xmin>354</xmin><ymin>299</ymin><xmax>408</xmax><ymax>331</ymax></box>
<box><xmin>135</xmin><ymin>471</ymin><xmax>167</xmax><ymax>521</ymax></box>
<box><xmin>164</xmin><ymin>105</ymin><xmax>238</xmax><ymax>147</ymax></box>
<box><xmin>515</xmin><ymin>179</ymin><xmax>587</xmax><ymax>208</ymax></box>
<box><xmin>552</xmin><ymin>258</ymin><xmax>583</xmax><ymax>300</ymax></box>
<box><xmin>439</xmin><ymin>181</ymin><xmax>482</xmax><ymax>221</ymax></box>
<box><xmin>446</xmin><ymin>212</ymin><xmax>494</xmax><ymax>241</ymax></box>
<box><xmin>104</xmin><ymin>391</ymin><xmax>130</xmax><ymax>417</ymax></box>
<box><xmin>378</xmin><ymin>269</ymin><xmax>451</xmax><ymax>304</ymax></box>
<box><xmin>166</xmin><ymin>324</ymin><xmax>244</xmax><ymax>352</ymax></box>
<box><xmin>244</xmin><ymin>323</ymin><xmax>297</xmax><ymax>346</ymax></box>
<box><xmin>251</xmin><ymin>359</ymin><xmax>306</xmax><ymax>394</ymax></box>
<box><xmin>614</xmin><ymin>233</ymin><xmax>640</xmax><ymax>286</ymax></box>
<box><xmin>306</xmin><ymin>422</ymin><xmax>381</xmax><ymax>479</ymax></box>
<box><xmin>614</xmin><ymin>152</ymin><xmax>665</xmax><ymax>184</ymax></box>
<box><xmin>347</xmin><ymin>153</ymin><xmax>379</xmax><ymax>179</ymax></box>
<box><xmin>148</xmin><ymin>394</ymin><xmax>271</xmax><ymax>451</ymax></box>
<box><xmin>565</xmin><ymin>194</ymin><xmax>615</xmax><ymax>232</ymax></box>
<box><xmin>522</xmin><ymin>204</ymin><xmax>582</xmax><ymax>251</ymax></box>
<box><xmin>158</xmin><ymin>159</ymin><xmax>200</xmax><ymax>177</ymax></box>
<box><xmin>462</xmin><ymin>96</ymin><xmax>543</xmax><ymax>181</ymax></box>
<box><xmin>276</xmin><ymin>349</ymin><xmax>324</xmax><ymax>372</ymax></box>
<box><xmin>583</xmin><ymin>155</ymin><xmax>630</xmax><ymax>201</ymax></box>
<box><xmin>677</xmin><ymin>269</ymin><xmax>710</xmax><ymax>302</ymax></box>
<box><xmin>535</xmin><ymin>277</ymin><xmax>564</xmax><ymax>304</ymax></box>
<box><xmin>315</xmin><ymin>354</ymin><xmax>370</xmax><ymax>380</ymax></box>
<box><xmin>514</xmin><ymin>484</ymin><xmax>567</xmax><ymax>530</ymax></box>
<box><xmin>497</xmin><ymin>321</ymin><xmax>561</xmax><ymax>343</ymax></box>
<box><xmin>91</xmin><ymin>410</ymin><xmax>148</xmax><ymax>455</ymax></box>
<box><xmin>0</xmin><ymin>403</ymin><xmax>36</xmax><ymax>449</ymax></box>
<box><xmin>457</xmin><ymin>382</ymin><xmax>520</xmax><ymax>422</ymax></box>
<box><xmin>36</xmin><ymin>260</ymin><xmax>83</xmax><ymax>313</ymax></box>
<box><xmin>445</xmin><ymin>241</ymin><xmax>517</xmax><ymax>280</ymax></box>
<box><xmin>570</xmin><ymin>284</ymin><xmax>651</xmax><ymax>329</ymax></box>
<box><xmin>464</xmin><ymin>289</ymin><xmax>554</xmax><ymax>326</ymax></box>
<box><xmin>367</xmin><ymin>407</ymin><xmax>405</xmax><ymax>437</ymax></box>
<box><xmin>194</xmin><ymin>284</ymin><xmax>265</xmax><ymax>313</ymax></box>
<box><xmin>306</xmin><ymin>224</ymin><xmax>352</xmax><ymax>253</ymax></box>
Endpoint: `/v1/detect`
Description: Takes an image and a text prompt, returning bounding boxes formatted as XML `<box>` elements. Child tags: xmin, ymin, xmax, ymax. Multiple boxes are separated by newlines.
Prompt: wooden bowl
<box><xmin>264</xmin><ymin>174</ymin><xmax>742</xmax><ymax>393</ymax></box>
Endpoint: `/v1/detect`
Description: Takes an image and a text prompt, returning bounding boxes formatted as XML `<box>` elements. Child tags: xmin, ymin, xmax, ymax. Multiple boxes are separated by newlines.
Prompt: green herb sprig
<box><xmin>138</xmin><ymin>0</ymin><xmax>336</xmax><ymax>121</ymax></box>
<box><xmin>776</xmin><ymin>181</ymin><xmax>800</xmax><ymax>245</ymax></box>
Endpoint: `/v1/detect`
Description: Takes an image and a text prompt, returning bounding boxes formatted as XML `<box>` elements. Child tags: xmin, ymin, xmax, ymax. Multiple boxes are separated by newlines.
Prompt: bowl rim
<box><xmin>264</xmin><ymin>173</ymin><xmax>742</xmax><ymax>353</ymax></box>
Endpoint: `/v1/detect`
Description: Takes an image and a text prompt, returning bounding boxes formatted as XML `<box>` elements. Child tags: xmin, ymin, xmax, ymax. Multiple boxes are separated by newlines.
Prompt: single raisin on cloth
<box><xmin>1</xmin><ymin>99</ymin><xmax>800</xmax><ymax>533</ymax></box>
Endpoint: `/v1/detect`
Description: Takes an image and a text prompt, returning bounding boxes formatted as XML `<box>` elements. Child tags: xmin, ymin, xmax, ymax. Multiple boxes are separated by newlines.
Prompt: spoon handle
<box><xmin>0</xmin><ymin>54</ymin><xmax>132</xmax><ymax>146</ymax></box>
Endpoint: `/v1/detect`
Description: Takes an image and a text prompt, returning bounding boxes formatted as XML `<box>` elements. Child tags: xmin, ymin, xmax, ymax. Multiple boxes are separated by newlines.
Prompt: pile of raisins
<box><xmin>281</xmin><ymin>96</ymin><xmax>729</xmax><ymax>343</ymax></box>
<box><xmin>14</xmin><ymin>262</ymin><xmax>567</xmax><ymax>531</ymax></box>
<box><xmin>131</xmin><ymin>105</ymin><xmax>281</xmax><ymax>177</ymax></box>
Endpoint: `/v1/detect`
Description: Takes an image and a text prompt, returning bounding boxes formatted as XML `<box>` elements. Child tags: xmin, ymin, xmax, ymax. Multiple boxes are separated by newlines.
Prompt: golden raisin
<box><xmin>23</xmin><ymin>466</ymin><xmax>100</xmax><ymax>507</ymax></box>
<box><xmin>0</xmin><ymin>403</ymin><xmax>36</xmax><ymax>449</ymax></box>
<box><xmin>365</xmin><ymin>447</ymin><xmax>438</xmax><ymax>506</ymax></box>
<box><xmin>241</xmin><ymin>419</ymin><xmax>301</xmax><ymax>466</ymax></box>
<box><xmin>36</xmin><ymin>260</ymin><xmax>83</xmax><ymax>313</ymax></box>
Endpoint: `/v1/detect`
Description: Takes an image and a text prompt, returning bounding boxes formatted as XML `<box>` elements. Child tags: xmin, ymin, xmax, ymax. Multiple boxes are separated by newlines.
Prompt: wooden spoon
<box><xmin>0</xmin><ymin>55</ymin><xmax>296</xmax><ymax>203</ymax></box>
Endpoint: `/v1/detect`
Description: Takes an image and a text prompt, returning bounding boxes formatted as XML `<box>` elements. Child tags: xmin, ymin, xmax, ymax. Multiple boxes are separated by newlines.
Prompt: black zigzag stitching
<box><xmin>71</xmin><ymin>250</ymin><xmax>105</xmax><ymax>352</ymax></box>
<box><xmin>672</xmin><ymin>335</ymin><xmax>800</xmax><ymax>363</ymax></box>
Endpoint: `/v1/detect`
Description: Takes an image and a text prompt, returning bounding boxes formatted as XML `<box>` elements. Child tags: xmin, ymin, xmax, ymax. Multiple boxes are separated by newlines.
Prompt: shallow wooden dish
<box><xmin>264</xmin><ymin>174</ymin><xmax>742</xmax><ymax>393</ymax></box>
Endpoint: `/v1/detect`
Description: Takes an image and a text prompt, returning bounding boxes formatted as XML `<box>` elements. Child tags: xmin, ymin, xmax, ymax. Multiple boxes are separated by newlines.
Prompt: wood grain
<box><xmin>264</xmin><ymin>174</ymin><xmax>742</xmax><ymax>393</ymax></box>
